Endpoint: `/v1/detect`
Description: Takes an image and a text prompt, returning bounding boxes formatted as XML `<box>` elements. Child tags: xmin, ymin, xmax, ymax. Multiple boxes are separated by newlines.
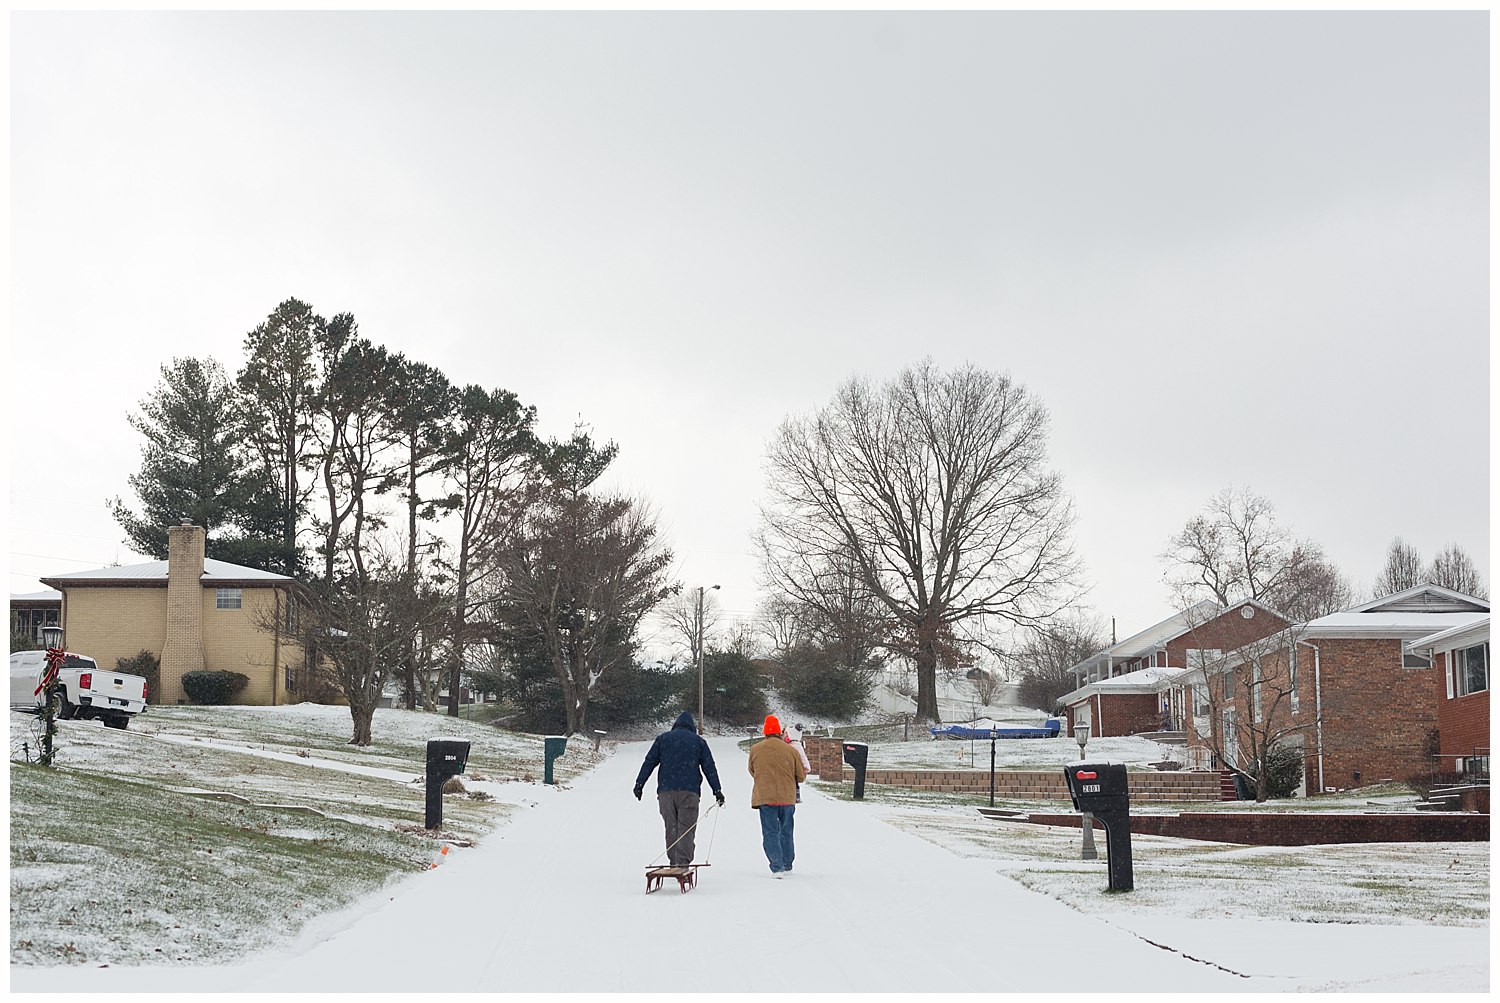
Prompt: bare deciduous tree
<box><xmin>658</xmin><ymin>588</ymin><xmax>724</xmax><ymax>668</ymax></box>
<box><xmin>758</xmin><ymin>359</ymin><xmax>1081</xmax><ymax>723</ymax></box>
<box><xmin>1428</xmin><ymin>542</ymin><xmax>1488</xmax><ymax>599</ymax></box>
<box><xmin>1174</xmin><ymin>608</ymin><xmax>1310</xmax><ymax>802</ymax></box>
<box><xmin>1015</xmin><ymin>613</ymin><xmax>1110</xmax><ymax>713</ymax></box>
<box><xmin>286</xmin><ymin>539</ymin><xmax>449</xmax><ymax>746</ymax></box>
<box><xmin>1162</xmin><ymin>486</ymin><xmax>1351</xmax><ymax>622</ymax></box>
<box><xmin>756</xmin><ymin>595</ymin><xmax>811</xmax><ymax>656</ymax></box>
<box><xmin>721</xmin><ymin>620</ymin><xmax>762</xmax><ymax>659</ymax></box>
<box><xmin>1372</xmin><ymin>536</ymin><xmax>1426</xmax><ymax>598</ymax></box>
<box><xmin>1271</xmin><ymin>541</ymin><xmax>1353</xmax><ymax>621</ymax></box>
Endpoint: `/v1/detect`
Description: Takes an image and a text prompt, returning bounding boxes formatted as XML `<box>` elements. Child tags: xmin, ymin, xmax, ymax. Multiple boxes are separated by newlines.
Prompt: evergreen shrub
<box><xmin>182</xmin><ymin>670</ymin><xmax>251</xmax><ymax>705</ymax></box>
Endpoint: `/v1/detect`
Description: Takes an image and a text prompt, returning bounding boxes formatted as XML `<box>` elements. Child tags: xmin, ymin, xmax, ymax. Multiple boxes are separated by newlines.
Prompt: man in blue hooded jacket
<box><xmin>634</xmin><ymin>711</ymin><xmax>725</xmax><ymax>867</ymax></box>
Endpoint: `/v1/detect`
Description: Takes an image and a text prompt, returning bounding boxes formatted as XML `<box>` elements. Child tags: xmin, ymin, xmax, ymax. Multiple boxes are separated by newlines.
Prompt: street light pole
<box><xmin>695</xmin><ymin>584</ymin><xmax>719</xmax><ymax>734</ymax></box>
<box><xmin>1075</xmin><ymin>723</ymin><xmax>1097</xmax><ymax>861</ymax></box>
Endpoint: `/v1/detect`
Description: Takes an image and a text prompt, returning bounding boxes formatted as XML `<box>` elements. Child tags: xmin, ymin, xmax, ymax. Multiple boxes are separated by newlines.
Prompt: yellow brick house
<box><xmin>41</xmin><ymin>520</ymin><xmax>309</xmax><ymax>706</ymax></box>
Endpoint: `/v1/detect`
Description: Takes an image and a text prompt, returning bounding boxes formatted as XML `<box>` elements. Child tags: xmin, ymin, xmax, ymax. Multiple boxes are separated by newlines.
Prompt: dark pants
<box><xmin>758</xmin><ymin>804</ymin><xmax>796</xmax><ymax>872</ymax></box>
<box><xmin>658</xmin><ymin>790</ymin><xmax>701</xmax><ymax>866</ymax></box>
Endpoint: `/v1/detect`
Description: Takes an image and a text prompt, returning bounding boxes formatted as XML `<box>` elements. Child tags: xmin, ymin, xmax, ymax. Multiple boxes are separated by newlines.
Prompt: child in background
<box><xmin>785</xmin><ymin>723</ymin><xmax>811</xmax><ymax>803</ymax></box>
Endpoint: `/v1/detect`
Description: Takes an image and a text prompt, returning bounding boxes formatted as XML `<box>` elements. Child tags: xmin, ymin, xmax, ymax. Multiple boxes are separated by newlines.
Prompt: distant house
<box><xmin>39</xmin><ymin>520</ymin><xmax>309</xmax><ymax>706</ymax></box>
<box><xmin>10</xmin><ymin>589</ymin><xmax>62</xmax><ymax>645</ymax></box>
<box><xmin>1407</xmin><ymin>614</ymin><xmax>1489</xmax><ymax>781</ymax></box>
<box><xmin>1060</xmin><ymin>599</ymin><xmax>1291</xmax><ymax>738</ymax></box>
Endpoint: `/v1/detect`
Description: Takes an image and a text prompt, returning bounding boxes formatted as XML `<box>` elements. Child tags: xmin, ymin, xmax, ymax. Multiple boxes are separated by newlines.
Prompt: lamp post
<box><xmin>1074</xmin><ymin>723</ymin><xmax>1097</xmax><ymax>860</ymax></box>
<box><xmin>989</xmin><ymin>725</ymin><xmax>999</xmax><ymax>807</ymax></box>
<box><xmin>696</xmin><ymin>584</ymin><xmax>720</xmax><ymax>734</ymax></box>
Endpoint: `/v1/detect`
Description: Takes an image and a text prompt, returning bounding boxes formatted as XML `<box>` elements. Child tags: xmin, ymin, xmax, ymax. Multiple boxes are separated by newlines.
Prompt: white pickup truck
<box><xmin>9</xmin><ymin>650</ymin><xmax>149</xmax><ymax>730</ymax></box>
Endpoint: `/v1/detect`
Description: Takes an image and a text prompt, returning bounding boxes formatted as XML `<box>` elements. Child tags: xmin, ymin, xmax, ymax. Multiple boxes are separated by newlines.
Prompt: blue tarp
<box><xmin>930</xmin><ymin>718</ymin><xmax>1061</xmax><ymax>740</ymax></box>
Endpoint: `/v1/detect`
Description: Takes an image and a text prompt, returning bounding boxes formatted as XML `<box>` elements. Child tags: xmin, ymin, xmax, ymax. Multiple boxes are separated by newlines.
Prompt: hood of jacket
<box><xmin>672</xmin><ymin>711</ymin><xmax>698</xmax><ymax>732</ymax></box>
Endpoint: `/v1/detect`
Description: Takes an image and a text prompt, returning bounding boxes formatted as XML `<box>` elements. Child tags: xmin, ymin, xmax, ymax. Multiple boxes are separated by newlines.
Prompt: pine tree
<box><xmin>237</xmin><ymin>298</ymin><xmax>322</xmax><ymax>576</ymax></box>
<box><xmin>109</xmin><ymin>356</ymin><xmax>284</xmax><ymax>569</ymax></box>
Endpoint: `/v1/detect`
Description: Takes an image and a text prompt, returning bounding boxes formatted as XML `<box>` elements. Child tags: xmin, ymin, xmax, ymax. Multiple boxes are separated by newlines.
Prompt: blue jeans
<box><xmin>758</xmin><ymin>804</ymin><xmax>796</xmax><ymax>872</ymax></box>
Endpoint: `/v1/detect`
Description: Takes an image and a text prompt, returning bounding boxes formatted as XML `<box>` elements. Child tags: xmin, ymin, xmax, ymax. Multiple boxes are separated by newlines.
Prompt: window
<box><xmin>216</xmin><ymin>587</ymin><xmax>242</xmax><ymax>610</ymax></box>
<box><xmin>285</xmin><ymin>664</ymin><xmax>297</xmax><ymax>691</ymax></box>
<box><xmin>1453</xmin><ymin>642</ymin><xmax>1489</xmax><ymax>696</ymax></box>
<box><xmin>1186</xmin><ymin>648</ymin><xmax>1222</xmax><ymax>672</ymax></box>
<box><xmin>1289</xmin><ymin>650</ymin><xmax>1300</xmax><ymax>714</ymax></box>
<box><xmin>285</xmin><ymin>594</ymin><xmax>298</xmax><ymax>632</ymax></box>
<box><xmin>1403</xmin><ymin>651</ymin><xmax>1432</xmax><ymax>670</ymax></box>
<box><xmin>1192</xmin><ymin>683</ymin><xmax>1212</xmax><ymax>716</ymax></box>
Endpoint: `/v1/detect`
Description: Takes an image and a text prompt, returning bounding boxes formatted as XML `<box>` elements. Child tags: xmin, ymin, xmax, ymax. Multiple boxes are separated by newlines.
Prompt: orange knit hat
<box><xmin>763</xmin><ymin>714</ymin><xmax>782</xmax><ymax>736</ymax></box>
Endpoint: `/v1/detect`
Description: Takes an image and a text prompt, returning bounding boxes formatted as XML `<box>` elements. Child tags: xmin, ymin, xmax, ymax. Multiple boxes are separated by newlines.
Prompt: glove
<box><xmin>633</xmin><ymin>785</ymin><xmax>643</xmax><ymax>801</ymax></box>
<box><xmin>714</xmin><ymin>791</ymin><xmax>725</xmax><ymax>807</ymax></box>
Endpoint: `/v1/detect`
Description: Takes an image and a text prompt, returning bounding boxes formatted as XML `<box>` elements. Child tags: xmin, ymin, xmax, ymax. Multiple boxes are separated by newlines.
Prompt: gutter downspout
<box><xmin>272</xmin><ymin>588</ymin><xmax>282</xmax><ymax>707</ymax></box>
<box><xmin>1296</xmin><ymin>638</ymin><xmax>1324</xmax><ymax>793</ymax></box>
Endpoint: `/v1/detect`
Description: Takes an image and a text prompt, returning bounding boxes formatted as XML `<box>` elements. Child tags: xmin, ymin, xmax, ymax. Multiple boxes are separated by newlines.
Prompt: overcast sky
<box><xmin>7</xmin><ymin>11</ymin><xmax>1490</xmax><ymax>663</ymax></box>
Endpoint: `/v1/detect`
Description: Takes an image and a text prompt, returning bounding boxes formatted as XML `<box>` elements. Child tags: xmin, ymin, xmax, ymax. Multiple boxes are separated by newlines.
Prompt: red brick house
<box><xmin>1060</xmin><ymin>599</ymin><xmax>1290</xmax><ymax>738</ymax></box>
<box><xmin>1407</xmin><ymin>615</ymin><xmax>1489</xmax><ymax>780</ymax></box>
<box><xmin>1245</xmin><ymin>584</ymin><xmax>1488</xmax><ymax>794</ymax></box>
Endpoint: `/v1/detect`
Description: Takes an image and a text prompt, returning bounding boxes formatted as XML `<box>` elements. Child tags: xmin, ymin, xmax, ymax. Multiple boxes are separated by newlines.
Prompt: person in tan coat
<box><xmin>748</xmin><ymin>715</ymin><xmax>807</xmax><ymax>877</ymax></box>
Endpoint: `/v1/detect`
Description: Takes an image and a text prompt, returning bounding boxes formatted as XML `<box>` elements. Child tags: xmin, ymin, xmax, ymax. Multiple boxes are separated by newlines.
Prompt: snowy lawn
<box><xmin>812</xmin><ymin>730</ymin><xmax>1440</xmax><ymax>815</ymax></box>
<box><xmin>868</xmin><ymin>798</ymin><xmax>1488</xmax><ymax>928</ymax></box>
<box><xmin>8</xmin><ymin>704</ymin><xmax>606</xmax><ymax>968</ymax></box>
<box><xmin>859</xmin><ymin>731</ymin><xmax>1179</xmax><ymax>771</ymax></box>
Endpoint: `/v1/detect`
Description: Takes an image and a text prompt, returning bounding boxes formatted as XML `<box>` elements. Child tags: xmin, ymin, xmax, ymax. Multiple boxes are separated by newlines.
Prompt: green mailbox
<box><xmin>544</xmin><ymin>735</ymin><xmax>567</xmax><ymax>784</ymax></box>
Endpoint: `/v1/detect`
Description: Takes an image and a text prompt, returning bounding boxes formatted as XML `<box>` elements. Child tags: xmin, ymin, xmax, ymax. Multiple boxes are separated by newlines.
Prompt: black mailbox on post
<box><xmin>842</xmin><ymin>741</ymin><xmax>869</xmax><ymax>800</ymax></box>
<box><xmin>425</xmin><ymin>738</ymin><xmax>472</xmax><ymax>830</ymax></box>
<box><xmin>544</xmin><ymin>735</ymin><xmax>567</xmax><ymax>785</ymax></box>
<box><xmin>1062</xmin><ymin>762</ymin><xmax>1134</xmax><ymax>892</ymax></box>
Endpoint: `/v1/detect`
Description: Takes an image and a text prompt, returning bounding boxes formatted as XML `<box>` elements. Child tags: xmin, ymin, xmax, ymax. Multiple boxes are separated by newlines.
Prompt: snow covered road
<box><xmin>10</xmin><ymin>736</ymin><xmax>1469</xmax><ymax>992</ymax></box>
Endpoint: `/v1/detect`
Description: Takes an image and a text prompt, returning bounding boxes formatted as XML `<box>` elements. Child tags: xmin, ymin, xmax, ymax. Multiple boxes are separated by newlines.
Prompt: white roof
<box><xmin>42</xmin><ymin>558</ymin><xmax>293</xmax><ymax>584</ymax></box>
<box><xmin>1060</xmin><ymin>665</ymin><xmax>1180</xmax><ymax>705</ymax></box>
<box><xmin>10</xmin><ymin>589</ymin><xmax>62</xmax><ymax>602</ymax></box>
<box><xmin>1302</xmin><ymin>584</ymin><xmax>1489</xmax><ymax>640</ymax></box>
<box><xmin>1065</xmin><ymin>600</ymin><xmax>1221</xmax><ymax>679</ymax></box>
<box><xmin>1107</xmin><ymin>600</ymin><xmax>1222</xmax><ymax>658</ymax></box>
<box><xmin>1405</xmin><ymin>615</ymin><xmax>1490</xmax><ymax>654</ymax></box>
<box><xmin>1343</xmin><ymin>582</ymin><xmax>1488</xmax><ymax>615</ymax></box>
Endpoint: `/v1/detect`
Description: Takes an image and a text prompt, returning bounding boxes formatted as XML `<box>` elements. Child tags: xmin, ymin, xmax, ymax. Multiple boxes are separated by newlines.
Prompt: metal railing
<box><xmin>1425</xmin><ymin>748</ymin><xmax>1490</xmax><ymax>790</ymax></box>
<box><xmin>1175</xmin><ymin>745</ymin><xmax>1218</xmax><ymax>771</ymax></box>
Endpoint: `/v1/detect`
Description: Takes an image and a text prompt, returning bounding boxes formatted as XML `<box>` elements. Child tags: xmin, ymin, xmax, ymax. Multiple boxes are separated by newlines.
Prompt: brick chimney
<box><xmin>160</xmin><ymin>517</ymin><xmax>207</xmax><ymax>702</ymax></box>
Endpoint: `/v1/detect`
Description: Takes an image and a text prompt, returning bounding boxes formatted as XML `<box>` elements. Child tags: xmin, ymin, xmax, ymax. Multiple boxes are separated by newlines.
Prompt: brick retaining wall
<box><xmin>1006</xmin><ymin>811</ymin><xmax>1489</xmax><ymax>844</ymax></box>
<box><xmin>838</xmin><ymin>768</ymin><xmax>1222</xmax><ymax>802</ymax></box>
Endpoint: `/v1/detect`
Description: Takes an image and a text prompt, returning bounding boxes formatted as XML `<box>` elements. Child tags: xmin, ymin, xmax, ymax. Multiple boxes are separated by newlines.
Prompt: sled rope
<box><xmin>704</xmin><ymin>800</ymin><xmax>720</xmax><ymax>864</ymax></box>
<box><xmin>648</xmin><ymin>801</ymin><xmax>719</xmax><ymax>867</ymax></box>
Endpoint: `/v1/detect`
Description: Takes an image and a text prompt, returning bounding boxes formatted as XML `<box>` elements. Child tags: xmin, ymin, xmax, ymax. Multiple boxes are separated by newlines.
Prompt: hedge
<box><xmin>181</xmin><ymin>670</ymin><xmax>251</xmax><ymax>705</ymax></box>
